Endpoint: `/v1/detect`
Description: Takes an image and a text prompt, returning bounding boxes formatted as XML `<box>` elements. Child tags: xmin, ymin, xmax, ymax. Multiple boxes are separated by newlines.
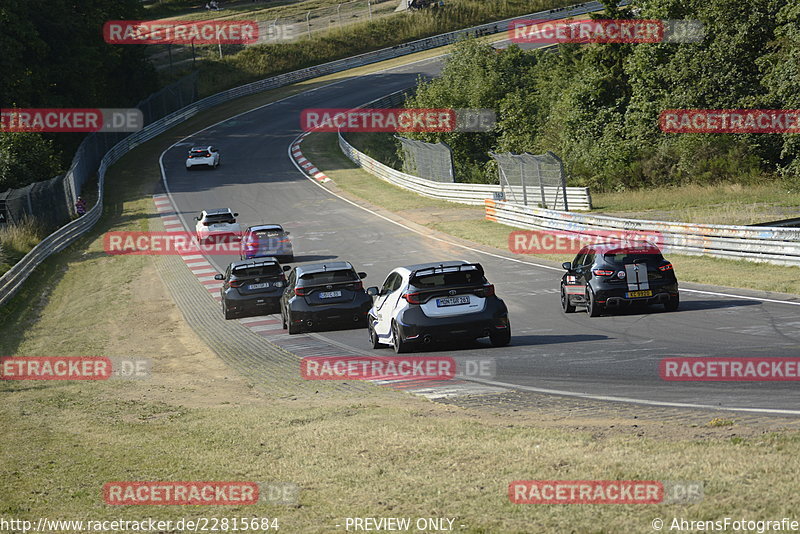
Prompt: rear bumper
<box><xmin>286</xmin><ymin>297</ymin><xmax>372</xmax><ymax>329</ymax></box>
<box><xmin>222</xmin><ymin>289</ymin><xmax>282</xmax><ymax>314</ymax></box>
<box><xmin>594</xmin><ymin>283</ymin><xmax>678</xmax><ymax>307</ymax></box>
<box><xmin>396</xmin><ymin>299</ymin><xmax>509</xmax><ymax>343</ymax></box>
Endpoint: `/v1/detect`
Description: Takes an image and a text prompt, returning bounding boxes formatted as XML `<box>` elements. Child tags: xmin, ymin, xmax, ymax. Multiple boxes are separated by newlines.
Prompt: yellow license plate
<box><xmin>626</xmin><ymin>290</ymin><xmax>653</xmax><ymax>298</ymax></box>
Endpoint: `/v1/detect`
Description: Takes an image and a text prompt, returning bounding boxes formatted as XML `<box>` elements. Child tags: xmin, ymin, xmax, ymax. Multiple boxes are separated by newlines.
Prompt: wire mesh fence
<box><xmin>489</xmin><ymin>151</ymin><xmax>568</xmax><ymax>210</ymax></box>
<box><xmin>396</xmin><ymin>136</ymin><xmax>455</xmax><ymax>183</ymax></box>
<box><xmin>0</xmin><ymin>73</ymin><xmax>199</xmax><ymax>231</ymax></box>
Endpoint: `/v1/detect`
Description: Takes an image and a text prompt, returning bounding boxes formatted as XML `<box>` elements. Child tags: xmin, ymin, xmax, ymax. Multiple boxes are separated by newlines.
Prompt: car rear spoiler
<box><xmin>233</xmin><ymin>259</ymin><xmax>280</xmax><ymax>271</ymax></box>
<box><xmin>410</xmin><ymin>262</ymin><xmax>484</xmax><ymax>279</ymax></box>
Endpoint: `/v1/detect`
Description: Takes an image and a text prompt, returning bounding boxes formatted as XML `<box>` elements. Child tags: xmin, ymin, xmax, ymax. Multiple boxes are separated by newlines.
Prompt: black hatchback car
<box><xmin>560</xmin><ymin>241</ymin><xmax>679</xmax><ymax>316</ymax></box>
<box><xmin>215</xmin><ymin>258</ymin><xmax>291</xmax><ymax>319</ymax></box>
<box><xmin>280</xmin><ymin>262</ymin><xmax>371</xmax><ymax>334</ymax></box>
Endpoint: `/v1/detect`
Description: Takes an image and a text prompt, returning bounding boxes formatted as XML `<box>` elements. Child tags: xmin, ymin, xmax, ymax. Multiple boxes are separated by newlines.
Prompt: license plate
<box><xmin>626</xmin><ymin>290</ymin><xmax>653</xmax><ymax>298</ymax></box>
<box><xmin>248</xmin><ymin>283</ymin><xmax>269</xmax><ymax>290</ymax></box>
<box><xmin>436</xmin><ymin>296</ymin><xmax>470</xmax><ymax>307</ymax></box>
<box><xmin>319</xmin><ymin>290</ymin><xmax>342</xmax><ymax>299</ymax></box>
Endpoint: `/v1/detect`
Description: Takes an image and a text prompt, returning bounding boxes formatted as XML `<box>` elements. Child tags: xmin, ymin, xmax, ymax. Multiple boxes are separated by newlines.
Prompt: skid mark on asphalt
<box><xmin>153</xmin><ymin>194</ymin><xmax>505</xmax><ymax>400</ymax></box>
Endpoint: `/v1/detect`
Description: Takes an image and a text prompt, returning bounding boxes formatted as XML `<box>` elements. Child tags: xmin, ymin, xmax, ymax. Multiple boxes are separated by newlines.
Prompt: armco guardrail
<box><xmin>485</xmin><ymin>200</ymin><xmax>800</xmax><ymax>266</ymax></box>
<box><xmin>339</xmin><ymin>131</ymin><xmax>593</xmax><ymax>209</ymax></box>
<box><xmin>0</xmin><ymin>1</ymin><xmax>606</xmax><ymax>307</ymax></box>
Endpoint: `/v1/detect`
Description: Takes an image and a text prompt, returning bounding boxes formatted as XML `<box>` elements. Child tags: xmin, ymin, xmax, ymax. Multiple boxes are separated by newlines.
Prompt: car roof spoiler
<box><xmin>410</xmin><ymin>262</ymin><xmax>484</xmax><ymax>279</ymax></box>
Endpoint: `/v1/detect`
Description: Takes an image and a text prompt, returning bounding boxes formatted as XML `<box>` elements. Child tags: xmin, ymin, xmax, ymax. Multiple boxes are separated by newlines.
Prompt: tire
<box><xmin>368</xmin><ymin>322</ymin><xmax>381</xmax><ymax>349</ymax></box>
<box><xmin>561</xmin><ymin>284</ymin><xmax>576</xmax><ymax>313</ymax></box>
<box><xmin>286</xmin><ymin>310</ymin><xmax>302</xmax><ymax>334</ymax></box>
<box><xmin>664</xmin><ymin>294</ymin><xmax>680</xmax><ymax>312</ymax></box>
<box><xmin>223</xmin><ymin>301</ymin><xmax>236</xmax><ymax>320</ymax></box>
<box><xmin>489</xmin><ymin>324</ymin><xmax>511</xmax><ymax>347</ymax></box>
<box><xmin>391</xmin><ymin>322</ymin><xmax>410</xmax><ymax>354</ymax></box>
<box><xmin>586</xmin><ymin>286</ymin><xmax>602</xmax><ymax>317</ymax></box>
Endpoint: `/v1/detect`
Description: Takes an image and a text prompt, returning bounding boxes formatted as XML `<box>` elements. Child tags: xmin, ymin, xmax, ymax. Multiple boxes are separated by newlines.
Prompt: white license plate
<box><xmin>436</xmin><ymin>296</ymin><xmax>470</xmax><ymax>307</ymax></box>
<box><xmin>319</xmin><ymin>290</ymin><xmax>342</xmax><ymax>299</ymax></box>
<box><xmin>248</xmin><ymin>283</ymin><xmax>269</xmax><ymax>290</ymax></box>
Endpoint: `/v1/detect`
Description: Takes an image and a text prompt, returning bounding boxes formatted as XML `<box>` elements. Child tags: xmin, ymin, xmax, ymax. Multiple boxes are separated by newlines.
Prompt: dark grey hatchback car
<box><xmin>280</xmin><ymin>262</ymin><xmax>371</xmax><ymax>334</ymax></box>
<box><xmin>216</xmin><ymin>258</ymin><xmax>291</xmax><ymax>319</ymax></box>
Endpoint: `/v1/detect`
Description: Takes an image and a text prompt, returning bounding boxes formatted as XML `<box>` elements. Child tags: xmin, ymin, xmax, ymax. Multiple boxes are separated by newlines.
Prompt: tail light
<box><xmin>403</xmin><ymin>292</ymin><xmax>422</xmax><ymax>305</ymax></box>
<box><xmin>592</xmin><ymin>269</ymin><xmax>615</xmax><ymax>276</ymax></box>
<box><xmin>294</xmin><ymin>287</ymin><xmax>307</xmax><ymax>296</ymax></box>
<box><xmin>228</xmin><ymin>280</ymin><xmax>243</xmax><ymax>288</ymax></box>
<box><xmin>244</xmin><ymin>241</ymin><xmax>257</xmax><ymax>248</ymax></box>
<box><xmin>351</xmin><ymin>281</ymin><xmax>363</xmax><ymax>291</ymax></box>
<box><xmin>278</xmin><ymin>239</ymin><xmax>290</xmax><ymax>244</ymax></box>
<box><xmin>658</xmin><ymin>263</ymin><xmax>674</xmax><ymax>272</ymax></box>
<box><xmin>476</xmin><ymin>284</ymin><xmax>495</xmax><ymax>297</ymax></box>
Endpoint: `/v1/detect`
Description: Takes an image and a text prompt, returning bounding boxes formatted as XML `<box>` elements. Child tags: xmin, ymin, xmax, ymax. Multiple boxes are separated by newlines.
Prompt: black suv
<box><xmin>561</xmin><ymin>242</ymin><xmax>679</xmax><ymax>316</ymax></box>
<box><xmin>280</xmin><ymin>262</ymin><xmax>371</xmax><ymax>334</ymax></box>
<box><xmin>215</xmin><ymin>258</ymin><xmax>291</xmax><ymax>319</ymax></box>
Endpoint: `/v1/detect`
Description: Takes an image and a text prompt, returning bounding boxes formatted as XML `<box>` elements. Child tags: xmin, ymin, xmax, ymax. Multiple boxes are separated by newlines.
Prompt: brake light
<box><xmin>351</xmin><ymin>281</ymin><xmax>363</xmax><ymax>291</ymax></box>
<box><xmin>294</xmin><ymin>287</ymin><xmax>307</xmax><ymax>296</ymax></box>
<box><xmin>278</xmin><ymin>239</ymin><xmax>290</xmax><ymax>243</ymax></box>
<box><xmin>658</xmin><ymin>263</ymin><xmax>673</xmax><ymax>272</ymax></box>
<box><xmin>228</xmin><ymin>280</ymin><xmax>243</xmax><ymax>288</ymax></box>
<box><xmin>477</xmin><ymin>284</ymin><xmax>495</xmax><ymax>297</ymax></box>
<box><xmin>244</xmin><ymin>241</ymin><xmax>257</xmax><ymax>248</ymax></box>
<box><xmin>403</xmin><ymin>292</ymin><xmax>422</xmax><ymax>305</ymax></box>
<box><xmin>592</xmin><ymin>269</ymin><xmax>615</xmax><ymax>276</ymax></box>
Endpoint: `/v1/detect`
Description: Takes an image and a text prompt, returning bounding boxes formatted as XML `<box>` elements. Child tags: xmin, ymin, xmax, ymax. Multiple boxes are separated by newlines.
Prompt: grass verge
<box><xmin>303</xmin><ymin>132</ymin><xmax>800</xmax><ymax>296</ymax></box>
<box><xmin>0</xmin><ymin>218</ymin><xmax>47</xmax><ymax>277</ymax></box>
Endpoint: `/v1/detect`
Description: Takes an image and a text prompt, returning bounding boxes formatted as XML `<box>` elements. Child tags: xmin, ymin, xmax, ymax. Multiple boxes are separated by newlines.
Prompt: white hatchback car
<box><xmin>366</xmin><ymin>261</ymin><xmax>511</xmax><ymax>353</ymax></box>
<box><xmin>194</xmin><ymin>208</ymin><xmax>242</xmax><ymax>244</ymax></box>
<box><xmin>185</xmin><ymin>146</ymin><xmax>220</xmax><ymax>169</ymax></box>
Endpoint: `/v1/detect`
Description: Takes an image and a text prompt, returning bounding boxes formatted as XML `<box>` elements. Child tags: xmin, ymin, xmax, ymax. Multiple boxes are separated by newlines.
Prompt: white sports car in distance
<box><xmin>186</xmin><ymin>146</ymin><xmax>220</xmax><ymax>169</ymax></box>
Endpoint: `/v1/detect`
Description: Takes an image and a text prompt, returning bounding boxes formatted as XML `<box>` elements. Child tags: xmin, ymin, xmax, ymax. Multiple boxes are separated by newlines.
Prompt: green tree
<box><xmin>0</xmin><ymin>133</ymin><xmax>62</xmax><ymax>191</ymax></box>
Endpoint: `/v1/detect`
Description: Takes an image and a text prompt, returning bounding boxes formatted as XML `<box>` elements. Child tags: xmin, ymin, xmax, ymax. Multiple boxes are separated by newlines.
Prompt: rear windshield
<box><xmin>232</xmin><ymin>265</ymin><xmax>282</xmax><ymax>278</ymax></box>
<box><xmin>299</xmin><ymin>270</ymin><xmax>357</xmax><ymax>285</ymax></box>
<box><xmin>204</xmin><ymin>214</ymin><xmax>235</xmax><ymax>224</ymax></box>
<box><xmin>412</xmin><ymin>269</ymin><xmax>484</xmax><ymax>288</ymax></box>
<box><xmin>603</xmin><ymin>252</ymin><xmax>664</xmax><ymax>265</ymax></box>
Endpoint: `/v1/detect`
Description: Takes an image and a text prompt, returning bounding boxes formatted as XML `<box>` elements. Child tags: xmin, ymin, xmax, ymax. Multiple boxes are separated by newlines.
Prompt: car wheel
<box><xmin>586</xmin><ymin>286</ymin><xmax>602</xmax><ymax>317</ymax></box>
<box><xmin>391</xmin><ymin>321</ymin><xmax>410</xmax><ymax>354</ymax></box>
<box><xmin>223</xmin><ymin>301</ymin><xmax>236</xmax><ymax>320</ymax></box>
<box><xmin>664</xmin><ymin>294</ymin><xmax>680</xmax><ymax>312</ymax></box>
<box><xmin>489</xmin><ymin>324</ymin><xmax>511</xmax><ymax>347</ymax></box>
<box><xmin>368</xmin><ymin>322</ymin><xmax>381</xmax><ymax>349</ymax></box>
<box><xmin>561</xmin><ymin>284</ymin><xmax>576</xmax><ymax>313</ymax></box>
<box><xmin>287</xmin><ymin>310</ymin><xmax>302</xmax><ymax>335</ymax></box>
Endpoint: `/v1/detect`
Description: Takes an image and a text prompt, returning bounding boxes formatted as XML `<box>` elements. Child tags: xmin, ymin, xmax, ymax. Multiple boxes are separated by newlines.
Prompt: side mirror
<box><xmin>233</xmin><ymin>212</ymin><xmax>239</xmax><ymax>217</ymax></box>
<box><xmin>285</xmin><ymin>231</ymin><xmax>290</xmax><ymax>235</ymax></box>
<box><xmin>194</xmin><ymin>216</ymin><xmax>200</xmax><ymax>221</ymax></box>
<box><xmin>282</xmin><ymin>265</ymin><xmax>291</xmax><ymax>271</ymax></box>
<box><xmin>562</xmin><ymin>262</ymin><xmax>572</xmax><ymax>271</ymax></box>
<box><xmin>214</xmin><ymin>274</ymin><xmax>224</xmax><ymax>280</ymax></box>
<box><xmin>366</xmin><ymin>286</ymin><xmax>379</xmax><ymax>297</ymax></box>
<box><xmin>358</xmin><ymin>271</ymin><xmax>367</xmax><ymax>279</ymax></box>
